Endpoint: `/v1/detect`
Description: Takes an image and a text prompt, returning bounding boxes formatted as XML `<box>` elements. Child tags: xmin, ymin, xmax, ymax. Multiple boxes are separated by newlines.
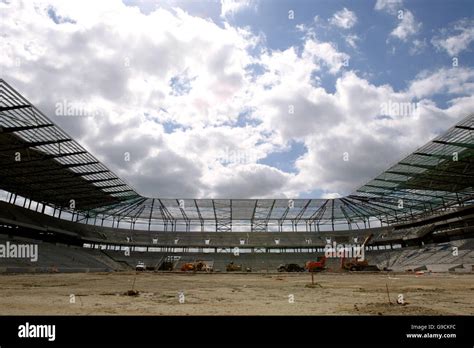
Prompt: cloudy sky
<box><xmin>1</xmin><ymin>0</ymin><xmax>473</xmax><ymax>199</ymax></box>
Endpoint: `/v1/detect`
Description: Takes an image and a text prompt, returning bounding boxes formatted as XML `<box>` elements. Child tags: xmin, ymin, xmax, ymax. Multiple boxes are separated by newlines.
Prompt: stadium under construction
<box><xmin>0</xmin><ymin>78</ymin><xmax>473</xmax><ymax>273</ymax></box>
<box><xmin>0</xmin><ymin>78</ymin><xmax>473</xmax><ymax>316</ymax></box>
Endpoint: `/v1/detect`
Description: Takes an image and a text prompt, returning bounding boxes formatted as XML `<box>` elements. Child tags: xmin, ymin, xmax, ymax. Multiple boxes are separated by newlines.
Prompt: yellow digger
<box><xmin>340</xmin><ymin>233</ymin><xmax>378</xmax><ymax>271</ymax></box>
<box><xmin>226</xmin><ymin>262</ymin><xmax>242</xmax><ymax>272</ymax></box>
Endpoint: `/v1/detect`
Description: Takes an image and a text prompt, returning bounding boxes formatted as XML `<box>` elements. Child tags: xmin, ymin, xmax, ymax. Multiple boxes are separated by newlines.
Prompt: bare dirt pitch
<box><xmin>0</xmin><ymin>272</ymin><xmax>472</xmax><ymax>315</ymax></box>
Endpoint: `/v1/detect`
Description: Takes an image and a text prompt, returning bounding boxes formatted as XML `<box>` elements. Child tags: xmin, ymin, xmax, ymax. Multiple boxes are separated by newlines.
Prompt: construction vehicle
<box><xmin>181</xmin><ymin>262</ymin><xmax>195</xmax><ymax>272</ymax></box>
<box><xmin>341</xmin><ymin>233</ymin><xmax>378</xmax><ymax>271</ymax></box>
<box><xmin>278</xmin><ymin>263</ymin><xmax>305</xmax><ymax>272</ymax></box>
<box><xmin>194</xmin><ymin>260</ymin><xmax>213</xmax><ymax>272</ymax></box>
<box><xmin>135</xmin><ymin>261</ymin><xmax>146</xmax><ymax>271</ymax></box>
<box><xmin>341</xmin><ymin>258</ymin><xmax>370</xmax><ymax>271</ymax></box>
<box><xmin>226</xmin><ymin>262</ymin><xmax>242</xmax><ymax>272</ymax></box>
<box><xmin>305</xmin><ymin>256</ymin><xmax>326</xmax><ymax>272</ymax></box>
<box><xmin>181</xmin><ymin>260</ymin><xmax>213</xmax><ymax>272</ymax></box>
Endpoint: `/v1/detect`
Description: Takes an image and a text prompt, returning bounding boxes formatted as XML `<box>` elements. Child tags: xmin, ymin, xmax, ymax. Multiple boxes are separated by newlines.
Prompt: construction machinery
<box><xmin>278</xmin><ymin>263</ymin><xmax>305</xmax><ymax>272</ymax></box>
<box><xmin>341</xmin><ymin>233</ymin><xmax>379</xmax><ymax>271</ymax></box>
<box><xmin>135</xmin><ymin>261</ymin><xmax>146</xmax><ymax>271</ymax></box>
<box><xmin>181</xmin><ymin>260</ymin><xmax>213</xmax><ymax>272</ymax></box>
<box><xmin>305</xmin><ymin>256</ymin><xmax>326</xmax><ymax>272</ymax></box>
<box><xmin>226</xmin><ymin>262</ymin><xmax>242</xmax><ymax>272</ymax></box>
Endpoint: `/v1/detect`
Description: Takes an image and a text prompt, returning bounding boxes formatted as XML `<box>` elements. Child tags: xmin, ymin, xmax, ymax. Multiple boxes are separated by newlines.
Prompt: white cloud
<box><xmin>390</xmin><ymin>10</ymin><xmax>421</xmax><ymax>41</ymax></box>
<box><xmin>302</xmin><ymin>39</ymin><xmax>350</xmax><ymax>74</ymax></box>
<box><xmin>1</xmin><ymin>0</ymin><xmax>473</xmax><ymax>199</ymax></box>
<box><xmin>1</xmin><ymin>0</ymin><xmax>266</xmax><ymax>197</ymax></box>
<box><xmin>374</xmin><ymin>0</ymin><xmax>403</xmax><ymax>14</ymax></box>
<box><xmin>247</xmin><ymin>61</ymin><xmax>474</xmax><ymax>195</ymax></box>
<box><xmin>345</xmin><ymin>34</ymin><xmax>359</xmax><ymax>49</ymax></box>
<box><xmin>285</xmin><ymin>69</ymin><xmax>474</xmax><ymax>195</ymax></box>
<box><xmin>205</xmin><ymin>163</ymin><xmax>292</xmax><ymax>198</ymax></box>
<box><xmin>432</xmin><ymin>19</ymin><xmax>474</xmax><ymax>56</ymax></box>
<box><xmin>375</xmin><ymin>0</ymin><xmax>421</xmax><ymax>42</ymax></box>
<box><xmin>407</xmin><ymin>67</ymin><xmax>474</xmax><ymax>99</ymax></box>
<box><xmin>329</xmin><ymin>8</ymin><xmax>357</xmax><ymax>29</ymax></box>
<box><xmin>220</xmin><ymin>0</ymin><xmax>254</xmax><ymax>19</ymax></box>
<box><xmin>409</xmin><ymin>38</ymin><xmax>427</xmax><ymax>55</ymax></box>
<box><xmin>322</xmin><ymin>192</ymin><xmax>342</xmax><ymax>199</ymax></box>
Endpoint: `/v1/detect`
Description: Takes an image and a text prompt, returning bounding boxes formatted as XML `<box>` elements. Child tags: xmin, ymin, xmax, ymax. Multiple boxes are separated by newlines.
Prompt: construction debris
<box><xmin>124</xmin><ymin>289</ymin><xmax>140</xmax><ymax>296</ymax></box>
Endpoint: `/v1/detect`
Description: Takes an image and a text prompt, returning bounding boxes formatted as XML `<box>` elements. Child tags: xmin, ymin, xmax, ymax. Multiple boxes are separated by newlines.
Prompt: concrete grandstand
<box><xmin>0</xmin><ymin>78</ymin><xmax>473</xmax><ymax>273</ymax></box>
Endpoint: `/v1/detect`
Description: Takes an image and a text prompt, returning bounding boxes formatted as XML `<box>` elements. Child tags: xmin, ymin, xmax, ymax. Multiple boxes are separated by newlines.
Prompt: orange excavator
<box><xmin>181</xmin><ymin>260</ymin><xmax>213</xmax><ymax>272</ymax></box>
<box><xmin>305</xmin><ymin>256</ymin><xmax>327</xmax><ymax>272</ymax></box>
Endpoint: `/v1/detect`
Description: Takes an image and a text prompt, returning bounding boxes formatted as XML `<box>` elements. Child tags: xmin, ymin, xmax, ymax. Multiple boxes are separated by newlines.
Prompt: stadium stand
<box><xmin>0</xmin><ymin>234</ymin><xmax>127</xmax><ymax>273</ymax></box>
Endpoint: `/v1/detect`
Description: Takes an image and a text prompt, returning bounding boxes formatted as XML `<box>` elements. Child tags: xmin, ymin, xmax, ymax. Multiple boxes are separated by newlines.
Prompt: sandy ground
<box><xmin>0</xmin><ymin>272</ymin><xmax>472</xmax><ymax>315</ymax></box>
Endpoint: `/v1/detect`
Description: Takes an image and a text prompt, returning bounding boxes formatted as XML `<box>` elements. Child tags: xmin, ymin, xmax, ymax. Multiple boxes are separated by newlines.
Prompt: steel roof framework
<box><xmin>1</xmin><ymin>79</ymin><xmax>473</xmax><ymax>232</ymax></box>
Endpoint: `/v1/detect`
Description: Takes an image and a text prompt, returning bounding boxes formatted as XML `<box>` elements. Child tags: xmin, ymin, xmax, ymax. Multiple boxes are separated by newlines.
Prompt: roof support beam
<box><xmin>432</xmin><ymin>140</ymin><xmax>474</xmax><ymax>150</ymax></box>
<box><xmin>339</xmin><ymin>198</ymin><xmax>367</xmax><ymax>226</ymax></box>
<box><xmin>0</xmin><ymin>123</ymin><xmax>54</xmax><ymax>133</ymax></box>
<box><xmin>0</xmin><ymin>138</ymin><xmax>71</xmax><ymax>152</ymax></box>
<box><xmin>147</xmin><ymin>198</ymin><xmax>155</xmax><ymax>231</ymax></box>
<box><xmin>306</xmin><ymin>200</ymin><xmax>329</xmax><ymax>229</ymax></box>
<box><xmin>1</xmin><ymin>151</ymin><xmax>88</xmax><ymax>167</ymax></box>
<box><xmin>413</xmin><ymin>152</ymin><xmax>471</xmax><ymax>163</ymax></box>
<box><xmin>194</xmin><ymin>199</ymin><xmax>204</xmax><ymax>231</ymax></box>
<box><xmin>361</xmin><ymin>183</ymin><xmax>460</xmax><ymax>204</ymax></box>
<box><xmin>293</xmin><ymin>199</ymin><xmax>312</xmax><ymax>225</ymax></box>
<box><xmin>0</xmin><ymin>104</ymin><xmax>31</xmax><ymax>112</ymax></box>
<box><xmin>455</xmin><ymin>125</ymin><xmax>474</xmax><ymax>131</ymax></box>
